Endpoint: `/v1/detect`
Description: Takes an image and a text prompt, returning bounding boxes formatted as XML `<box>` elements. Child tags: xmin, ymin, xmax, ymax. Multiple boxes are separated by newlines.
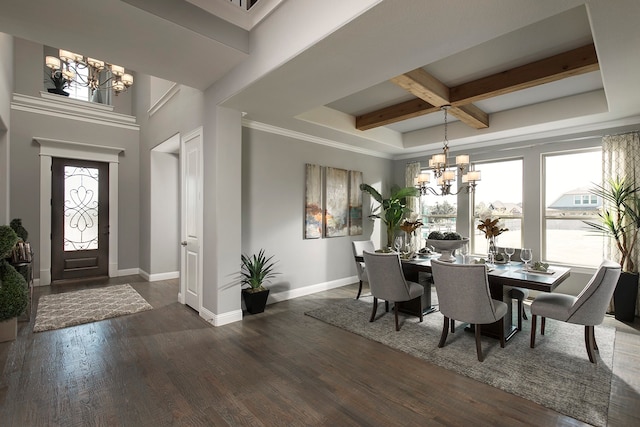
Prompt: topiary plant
<box><xmin>10</xmin><ymin>218</ymin><xmax>28</xmax><ymax>242</ymax></box>
<box><xmin>0</xmin><ymin>226</ymin><xmax>18</xmax><ymax>258</ymax></box>
<box><xmin>0</xmin><ymin>260</ymin><xmax>28</xmax><ymax>321</ymax></box>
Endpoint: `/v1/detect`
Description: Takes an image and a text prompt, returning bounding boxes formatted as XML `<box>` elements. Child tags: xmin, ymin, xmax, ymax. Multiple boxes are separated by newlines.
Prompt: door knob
<box><xmin>181</xmin><ymin>241</ymin><xmax>187</xmax><ymax>246</ymax></box>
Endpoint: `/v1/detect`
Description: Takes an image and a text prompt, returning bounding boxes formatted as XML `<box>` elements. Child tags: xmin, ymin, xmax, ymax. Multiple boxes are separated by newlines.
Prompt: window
<box><xmin>472</xmin><ymin>159</ymin><xmax>523</xmax><ymax>255</ymax></box>
<box><xmin>418</xmin><ymin>178</ymin><xmax>458</xmax><ymax>244</ymax></box>
<box><xmin>544</xmin><ymin>149</ymin><xmax>603</xmax><ymax>266</ymax></box>
<box><xmin>64</xmin><ymin>60</ymin><xmax>90</xmax><ymax>102</ymax></box>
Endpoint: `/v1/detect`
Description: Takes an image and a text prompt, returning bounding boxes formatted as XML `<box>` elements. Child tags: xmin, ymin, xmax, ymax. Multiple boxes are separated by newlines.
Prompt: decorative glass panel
<box><xmin>64</xmin><ymin>166</ymin><xmax>99</xmax><ymax>251</ymax></box>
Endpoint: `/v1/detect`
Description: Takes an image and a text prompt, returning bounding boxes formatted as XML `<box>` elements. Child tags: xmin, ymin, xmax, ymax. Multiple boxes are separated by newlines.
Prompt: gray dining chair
<box><xmin>530</xmin><ymin>259</ymin><xmax>621</xmax><ymax>364</ymax></box>
<box><xmin>351</xmin><ymin>240</ymin><xmax>375</xmax><ymax>299</ymax></box>
<box><xmin>362</xmin><ymin>251</ymin><xmax>424</xmax><ymax>331</ymax></box>
<box><xmin>431</xmin><ymin>260</ymin><xmax>508</xmax><ymax>362</ymax></box>
<box><xmin>497</xmin><ymin>247</ymin><xmax>529</xmax><ymax>331</ymax></box>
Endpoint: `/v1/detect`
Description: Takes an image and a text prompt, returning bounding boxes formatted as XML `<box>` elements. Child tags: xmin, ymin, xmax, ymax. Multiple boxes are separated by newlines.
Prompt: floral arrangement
<box><xmin>399</xmin><ymin>212</ymin><xmax>423</xmax><ymax>235</ymax></box>
<box><xmin>477</xmin><ymin>210</ymin><xmax>508</xmax><ymax>239</ymax></box>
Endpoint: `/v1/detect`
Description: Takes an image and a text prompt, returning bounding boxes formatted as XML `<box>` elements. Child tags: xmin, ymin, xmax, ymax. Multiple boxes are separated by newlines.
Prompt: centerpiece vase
<box><xmin>487</xmin><ymin>236</ymin><xmax>497</xmax><ymax>264</ymax></box>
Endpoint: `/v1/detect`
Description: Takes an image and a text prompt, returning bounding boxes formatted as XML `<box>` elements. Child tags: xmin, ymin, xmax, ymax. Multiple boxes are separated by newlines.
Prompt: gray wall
<box><xmin>150</xmin><ymin>151</ymin><xmax>180</xmax><ymax>274</ymax></box>
<box><xmin>241</xmin><ymin>126</ymin><xmax>393</xmax><ymax>296</ymax></box>
<box><xmin>10</xmin><ymin>37</ymin><xmax>140</xmax><ymax>276</ymax></box>
<box><xmin>0</xmin><ymin>33</ymin><xmax>13</xmax><ymax>224</ymax></box>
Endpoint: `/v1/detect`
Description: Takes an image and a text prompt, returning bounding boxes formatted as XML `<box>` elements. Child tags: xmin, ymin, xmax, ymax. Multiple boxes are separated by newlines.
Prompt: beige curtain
<box><xmin>405</xmin><ymin>162</ymin><xmax>421</xmax><ymax>215</ymax></box>
<box><xmin>602</xmin><ymin>131</ymin><xmax>640</xmax><ymax>316</ymax></box>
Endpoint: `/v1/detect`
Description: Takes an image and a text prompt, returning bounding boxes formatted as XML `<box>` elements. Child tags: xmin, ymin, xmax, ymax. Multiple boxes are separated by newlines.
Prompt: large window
<box><xmin>419</xmin><ymin>181</ymin><xmax>458</xmax><ymax>244</ymax></box>
<box><xmin>544</xmin><ymin>149</ymin><xmax>603</xmax><ymax>266</ymax></box>
<box><xmin>472</xmin><ymin>159</ymin><xmax>523</xmax><ymax>254</ymax></box>
<box><xmin>64</xmin><ymin>60</ymin><xmax>90</xmax><ymax>101</ymax></box>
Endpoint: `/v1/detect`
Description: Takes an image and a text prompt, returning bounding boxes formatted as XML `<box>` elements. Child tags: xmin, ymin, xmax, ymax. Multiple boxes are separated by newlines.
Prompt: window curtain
<box><xmin>405</xmin><ymin>162</ymin><xmax>421</xmax><ymax>215</ymax></box>
<box><xmin>602</xmin><ymin>131</ymin><xmax>640</xmax><ymax>316</ymax></box>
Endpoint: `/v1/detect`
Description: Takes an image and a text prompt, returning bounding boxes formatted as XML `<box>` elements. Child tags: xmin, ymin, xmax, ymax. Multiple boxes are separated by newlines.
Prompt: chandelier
<box><xmin>45</xmin><ymin>49</ymin><xmax>134</xmax><ymax>95</ymax></box>
<box><xmin>415</xmin><ymin>105</ymin><xmax>481</xmax><ymax>196</ymax></box>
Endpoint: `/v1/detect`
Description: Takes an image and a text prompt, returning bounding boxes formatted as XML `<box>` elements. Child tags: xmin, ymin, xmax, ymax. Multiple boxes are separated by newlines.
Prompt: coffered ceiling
<box><xmin>1</xmin><ymin>0</ymin><xmax>639</xmax><ymax>159</ymax></box>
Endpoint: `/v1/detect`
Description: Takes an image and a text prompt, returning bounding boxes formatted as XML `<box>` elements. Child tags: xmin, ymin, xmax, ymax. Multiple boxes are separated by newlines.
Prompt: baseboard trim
<box><xmin>268</xmin><ymin>276</ymin><xmax>357</xmax><ymax>304</ymax></box>
<box><xmin>200</xmin><ymin>306</ymin><xmax>243</xmax><ymax>326</ymax></box>
<box><xmin>146</xmin><ymin>271</ymin><xmax>179</xmax><ymax>282</ymax></box>
<box><xmin>119</xmin><ymin>268</ymin><xmax>142</xmax><ymax>278</ymax></box>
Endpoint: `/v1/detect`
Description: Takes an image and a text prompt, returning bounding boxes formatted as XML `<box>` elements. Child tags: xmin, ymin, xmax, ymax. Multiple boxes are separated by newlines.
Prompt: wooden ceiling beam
<box><xmin>355</xmin><ymin>98</ymin><xmax>439</xmax><ymax>131</ymax></box>
<box><xmin>356</xmin><ymin>43</ymin><xmax>599</xmax><ymax>131</ymax></box>
<box><xmin>449</xmin><ymin>43</ymin><xmax>599</xmax><ymax>105</ymax></box>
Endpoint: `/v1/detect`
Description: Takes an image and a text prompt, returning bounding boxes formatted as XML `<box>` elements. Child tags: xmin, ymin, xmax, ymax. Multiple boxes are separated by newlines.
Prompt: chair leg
<box><xmin>438</xmin><ymin>317</ymin><xmax>450</xmax><ymax>348</ymax></box>
<box><xmin>593</xmin><ymin>332</ymin><xmax>599</xmax><ymax>351</ymax></box>
<box><xmin>356</xmin><ymin>280</ymin><xmax>363</xmax><ymax>299</ymax></box>
<box><xmin>451</xmin><ymin>319</ymin><xmax>455</xmax><ymax>333</ymax></box>
<box><xmin>530</xmin><ymin>314</ymin><xmax>537</xmax><ymax>348</ymax></box>
<box><xmin>499</xmin><ymin>317</ymin><xmax>505</xmax><ymax>348</ymax></box>
<box><xmin>385</xmin><ymin>301</ymin><xmax>390</xmax><ymax>312</ymax></box>
<box><xmin>541</xmin><ymin>317</ymin><xmax>546</xmax><ymax>335</ymax></box>
<box><xmin>474</xmin><ymin>324</ymin><xmax>484</xmax><ymax>362</ymax></box>
<box><xmin>370</xmin><ymin>297</ymin><xmax>378</xmax><ymax>322</ymax></box>
<box><xmin>419</xmin><ymin>301</ymin><xmax>424</xmax><ymax>323</ymax></box>
<box><xmin>394</xmin><ymin>302</ymin><xmax>400</xmax><ymax>331</ymax></box>
<box><xmin>585</xmin><ymin>325</ymin><xmax>596</xmax><ymax>363</ymax></box>
<box><xmin>522</xmin><ymin>303</ymin><xmax>528</xmax><ymax>320</ymax></box>
<box><xmin>517</xmin><ymin>299</ymin><xmax>524</xmax><ymax>331</ymax></box>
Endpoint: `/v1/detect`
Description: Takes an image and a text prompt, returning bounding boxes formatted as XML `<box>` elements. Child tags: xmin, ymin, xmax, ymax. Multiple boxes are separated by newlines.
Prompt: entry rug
<box><xmin>34</xmin><ymin>284</ymin><xmax>153</xmax><ymax>333</ymax></box>
<box><xmin>306</xmin><ymin>297</ymin><xmax>615</xmax><ymax>427</ymax></box>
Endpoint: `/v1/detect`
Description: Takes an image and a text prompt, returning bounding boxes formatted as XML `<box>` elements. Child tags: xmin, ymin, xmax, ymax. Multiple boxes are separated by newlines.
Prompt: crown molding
<box><xmin>11</xmin><ymin>92</ymin><xmax>139</xmax><ymax>131</ymax></box>
<box><xmin>242</xmin><ymin>119</ymin><xmax>392</xmax><ymax>159</ymax></box>
<box><xmin>148</xmin><ymin>83</ymin><xmax>181</xmax><ymax>117</ymax></box>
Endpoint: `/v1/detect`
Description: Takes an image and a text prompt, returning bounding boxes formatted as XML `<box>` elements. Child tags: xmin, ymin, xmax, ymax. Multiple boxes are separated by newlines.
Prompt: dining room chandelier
<box><xmin>45</xmin><ymin>49</ymin><xmax>134</xmax><ymax>95</ymax></box>
<box><xmin>415</xmin><ymin>105</ymin><xmax>481</xmax><ymax>196</ymax></box>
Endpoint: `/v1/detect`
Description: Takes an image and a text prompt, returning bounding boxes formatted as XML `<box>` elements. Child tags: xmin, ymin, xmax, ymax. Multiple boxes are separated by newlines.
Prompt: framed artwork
<box><xmin>324</xmin><ymin>167</ymin><xmax>349</xmax><ymax>237</ymax></box>
<box><xmin>304</xmin><ymin>164</ymin><xmax>323</xmax><ymax>239</ymax></box>
<box><xmin>348</xmin><ymin>170</ymin><xmax>363</xmax><ymax>235</ymax></box>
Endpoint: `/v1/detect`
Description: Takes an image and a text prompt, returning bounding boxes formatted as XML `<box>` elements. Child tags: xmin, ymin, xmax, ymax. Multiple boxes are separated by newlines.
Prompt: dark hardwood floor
<box><xmin>1</xmin><ymin>276</ymin><xmax>638</xmax><ymax>426</ymax></box>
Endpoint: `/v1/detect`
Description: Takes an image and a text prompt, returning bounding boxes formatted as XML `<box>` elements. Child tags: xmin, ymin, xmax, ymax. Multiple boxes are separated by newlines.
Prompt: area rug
<box><xmin>306</xmin><ymin>296</ymin><xmax>615</xmax><ymax>427</ymax></box>
<box><xmin>33</xmin><ymin>284</ymin><xmax>153</xmax><ymax>333</ymax></box>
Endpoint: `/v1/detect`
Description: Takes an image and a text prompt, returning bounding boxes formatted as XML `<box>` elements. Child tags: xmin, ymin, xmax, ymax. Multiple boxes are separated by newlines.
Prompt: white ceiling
<box><xmin>2</xmin><ymin>0</ymin><xmax>639</xmax><ymax>159</ymax></box>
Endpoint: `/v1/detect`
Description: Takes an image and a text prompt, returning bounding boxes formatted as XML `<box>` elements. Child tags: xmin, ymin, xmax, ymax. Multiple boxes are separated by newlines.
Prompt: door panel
<box><xmin>181</xmin><ymin>129</ymin><xmax>203</xmax><ymax>310</ymax></box>
<box><xmin>51</xmin><ymin>158</ymin><xmax>109</xmax><ymax>282</ymax></box>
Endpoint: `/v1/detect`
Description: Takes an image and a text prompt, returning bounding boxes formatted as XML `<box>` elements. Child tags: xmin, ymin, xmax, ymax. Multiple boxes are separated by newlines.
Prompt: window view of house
<box><xmin>472</xmin><ymin>159</ymin><xmax>523</xmax><ymax>255</ymax></box>
<box><xmin>419</xmin><ymin>184</ymin><xmax>457</xmax><ymax>244</ymax></box>
<box><xmin>544</xmin><ymin>149</ymin><xmax>603</xmax><ymax>266</ymax></box>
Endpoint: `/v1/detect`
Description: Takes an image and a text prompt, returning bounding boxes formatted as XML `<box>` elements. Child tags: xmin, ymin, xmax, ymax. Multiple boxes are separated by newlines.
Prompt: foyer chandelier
<box><xmin>45</xmin><ymin>49</ymin><xmax>134</xmax><ymax>95</ymax></box>
<box><xmin>415</xmin><ymin>105</ymin><xmax>481</xmax><ymax>196</ymax></box>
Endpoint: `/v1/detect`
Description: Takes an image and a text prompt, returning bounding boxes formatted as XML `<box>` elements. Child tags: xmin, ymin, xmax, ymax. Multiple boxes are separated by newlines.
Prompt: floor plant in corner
<box><xmin>240</xmin><ymin>249</ymin><xmax>279</xmax><ymax>314</ymax></box>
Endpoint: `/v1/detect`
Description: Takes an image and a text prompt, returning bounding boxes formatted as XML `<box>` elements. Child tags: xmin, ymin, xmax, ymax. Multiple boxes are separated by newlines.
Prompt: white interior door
<box><xmin>180</xmin><ymin>128</ymin><xmax>203</xmax><ymax>311</ymax></box>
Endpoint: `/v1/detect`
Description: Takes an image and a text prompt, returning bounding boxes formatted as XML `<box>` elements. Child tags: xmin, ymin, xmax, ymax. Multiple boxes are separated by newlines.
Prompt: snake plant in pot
<box><xmin>584</xmin><ymin>176</ymin><xmax>640</xmax><ymax>321</ymax></box>
<box><xmin>240</xmin><ymin>249</ymin><xmax>279</xmax><ymax>314</ymax></box>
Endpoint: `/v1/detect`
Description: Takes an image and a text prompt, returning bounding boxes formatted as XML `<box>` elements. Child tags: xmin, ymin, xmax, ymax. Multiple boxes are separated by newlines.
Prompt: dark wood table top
<box><xmin>356</xmin><ymin>254</ymin><xmax>570</xmax><ymax>292</ymax></box>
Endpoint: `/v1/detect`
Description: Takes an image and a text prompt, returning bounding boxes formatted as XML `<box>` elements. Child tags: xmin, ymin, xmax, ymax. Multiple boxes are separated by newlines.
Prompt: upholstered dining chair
<box><xmin>430</xmin><ymin>260</ymin><xmax>508</xmax><ymax>362</ymax></box>
<box><xmin>497</xmin><ymin>247</ymin><xmax>529</xmax><ymax>331</ymax></box>
<box><xmin>351</xmin><ymin>240</ymin><xmax>375</xmax><ymax>299</ymax></box>
<box><xmin>530</xmin><ymin>259</ymin><xmax>621</xmax><ymax>364</ymax></box>
<box><xmin>362</xmin><ymin>251</ymin><xmax>424</xmax><ymax>331</ymax></box>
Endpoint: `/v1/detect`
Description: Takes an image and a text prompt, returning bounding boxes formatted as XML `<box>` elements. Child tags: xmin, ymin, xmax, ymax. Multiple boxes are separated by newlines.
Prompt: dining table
<box><xmin>355</xmin><ymin>253</ymin><xmax>571</xmax><ymax>342</ymax></box>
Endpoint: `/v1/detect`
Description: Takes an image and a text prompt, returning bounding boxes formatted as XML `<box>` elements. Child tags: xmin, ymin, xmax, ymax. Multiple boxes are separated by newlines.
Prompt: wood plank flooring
<box><xmin>1</xmin><ymin>276</ymin><xmax>638</xmax><ymax>426</ymax></box>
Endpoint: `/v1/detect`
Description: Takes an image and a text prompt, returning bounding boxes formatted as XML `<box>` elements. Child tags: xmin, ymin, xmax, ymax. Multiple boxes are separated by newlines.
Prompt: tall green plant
<box><xmin>360</xmin><ymin>183</ymin><xmax>420</xmax><ymax>248</ymax></box>
<box><xmin>584</xmin><ymin>176</ymin><xmax>640</xmax><ymax>272</ymax></box>
<box><xmin>240</xmin><ymin>249</ymin><xmax>279</xmax><ymax>292</ymax></box>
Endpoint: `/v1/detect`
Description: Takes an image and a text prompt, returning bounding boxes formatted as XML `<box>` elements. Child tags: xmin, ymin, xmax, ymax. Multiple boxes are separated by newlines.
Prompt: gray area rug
<box><xmin>34</xmin><ymin>284</ymin><xmax>153</xmax><ymax>333</ymax></box>
<box><xmin>306</xmin><ymin>295</ymin><xmax>615</xmax><ymax>427</ymax></box>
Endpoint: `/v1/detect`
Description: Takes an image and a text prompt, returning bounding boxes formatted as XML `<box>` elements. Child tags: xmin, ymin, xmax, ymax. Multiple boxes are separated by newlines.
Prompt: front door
<box><xmin>51</xmin><ymin>158</ymin><xmax>109</xmax><ymax>282</ymax></box>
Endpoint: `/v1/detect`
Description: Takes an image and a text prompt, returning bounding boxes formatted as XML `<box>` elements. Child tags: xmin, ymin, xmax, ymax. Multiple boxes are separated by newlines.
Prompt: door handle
<box><xmin>181</xmin><ymin>241</ymin><xmax>187</xmax><ymax>246</ymax></box>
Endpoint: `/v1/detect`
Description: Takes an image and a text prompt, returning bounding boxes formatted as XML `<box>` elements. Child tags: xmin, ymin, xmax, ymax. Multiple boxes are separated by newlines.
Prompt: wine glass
<box><xmin>459</xmin><ymin>242</ymin><xmax>469</xmax><ymax>263</ymax></box>
<box><xmin>520</xmin><ymin>248</ymin><xmax>533</xmax><ymax>271</ymax></box>
<box><xmin>505</xmin><ymin>247</ymin><xmax>515</xmax><ymax>264</ymax></box>
<box><xmin>394</xmin><ymin>236</ymin><xmax>403</xmax><ymax>253</ymax></box>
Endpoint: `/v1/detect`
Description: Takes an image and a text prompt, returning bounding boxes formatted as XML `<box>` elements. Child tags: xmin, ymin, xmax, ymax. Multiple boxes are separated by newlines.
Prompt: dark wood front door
<box><xmin>51</xmin><ymin>158</ymin><xmax>109</xmax><ymax>282</ymax></box>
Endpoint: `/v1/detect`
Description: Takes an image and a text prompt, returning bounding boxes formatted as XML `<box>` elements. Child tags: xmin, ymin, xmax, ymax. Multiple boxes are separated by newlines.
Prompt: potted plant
<box><xmin>240</xmin><ymin>249</ymin><xmax>279</xmax><ymax>314</ymax></box>
<box><xmin>0</xmin><ymin>225</ymin><xmax>28</xmax><ymax>342</ymax></box>
<box><xmin>584</xmin><ymin>176</ymin><xmax>640</xmax><ymax>321</ymax></box>
<box><xmin>360</xmin><ymin>184</ymin><xmax>420</xmax><ymax>249</ymax></box>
